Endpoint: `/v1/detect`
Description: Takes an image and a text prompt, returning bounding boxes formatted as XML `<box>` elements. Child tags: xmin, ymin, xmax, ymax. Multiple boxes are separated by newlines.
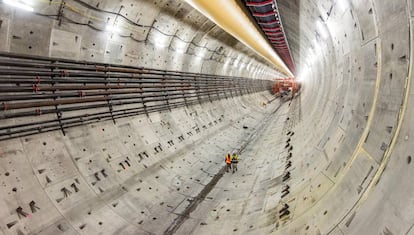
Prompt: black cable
<box><xmin>66</xmin><ymin>0</ymin><xmax>235</xmax><ymax>59</ymax></box>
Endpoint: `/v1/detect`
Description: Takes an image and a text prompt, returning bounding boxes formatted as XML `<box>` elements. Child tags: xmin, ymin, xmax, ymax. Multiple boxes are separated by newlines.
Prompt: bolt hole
<box><xmin>408</xmin><ymin>156</ymin><xmax>412</xmax><ymax>164</ymax></box>
<box><xmin>324</xmin><ymin>210</ymin><xmax>328</xmax><ymax>215</ymax></box>
<box><xmin>391</xmin><ymin>44</ymin><xmax>394</xmax><ymax>50</ymax></box>
<box><xmin>98</xmin><ymin>222</ymin><xmax>102</xmax><ymax>225</ymax></box>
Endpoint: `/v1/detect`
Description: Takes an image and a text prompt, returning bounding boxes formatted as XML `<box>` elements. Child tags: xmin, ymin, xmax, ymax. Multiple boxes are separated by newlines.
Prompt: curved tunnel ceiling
<box><xmin>0</xmin><ymin>0</ymin><xmax>413</xmax><ymax>235</ymax></box>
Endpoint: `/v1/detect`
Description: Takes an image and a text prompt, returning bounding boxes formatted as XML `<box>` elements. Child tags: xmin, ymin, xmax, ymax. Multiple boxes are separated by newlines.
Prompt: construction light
<box><xmin>174</xmin><ymin>41</ymin><xmax>187</xmax><ymax>54</ymax></box>
<box><xmin>106</xmin><ymin>24</ymin><xmax>120</xmax><ymax>33</ymax></box>
<box><xmin>152</xmin><ymin>31</ymin><xmax>170</xmax><ymax>49</ymax></box>
<box><xmin>337</xmin><ymin>0</ymin><xmax>349</xmax><ymax>11</ymax></box>
<box><xmin>317</xmin><ymin>20</ymin><xmax>329</xmax><ymax>39</ymax></box>
<box><xmin>3</xmin><ymin>0</ymin><xmax>34</xmax><ymax>12</ymax></box>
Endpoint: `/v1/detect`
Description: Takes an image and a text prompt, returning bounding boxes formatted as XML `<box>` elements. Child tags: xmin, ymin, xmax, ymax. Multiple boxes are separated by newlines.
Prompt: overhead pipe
<box><xmin>183</xmin><ymin>0</ymin><xmax>293</xmax><ymax>77</ymax></box>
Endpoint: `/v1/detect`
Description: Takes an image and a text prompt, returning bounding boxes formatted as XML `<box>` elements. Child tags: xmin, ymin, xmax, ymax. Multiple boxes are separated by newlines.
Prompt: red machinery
<box><xmin>272</xmin><ymin>78</ymin><xmax>301</xmax><ymax>96</ymax></box>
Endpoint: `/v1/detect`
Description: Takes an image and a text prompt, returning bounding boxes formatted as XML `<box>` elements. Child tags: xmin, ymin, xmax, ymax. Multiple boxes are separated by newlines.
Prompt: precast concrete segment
<box><xmin>333</xmin><ymin>16</ymin><xmax>414</xmax><ymax>235</ymax></box>
<box><xmin>0</xmin><ymin>92</ymin><xmax>279</xmax><ymax>235</ymax></box>
<box><xmin>0</xmin><ymin>2</ymin><xmax>282</xmax><ymax>234</ymax></box>
<box><xmin>1</xmin><ymin>0</ymin><xmax>414</xmax><ymax>235</ymax></box>
<box><xmin>0</xmin><ymin>0</ymin><xmax>278</xmax><ymax>78</ymax></box>
<box><xmin>273</xmin><ymin>0</ymin><xmax>411</xmax><ymax>234</ymax></box>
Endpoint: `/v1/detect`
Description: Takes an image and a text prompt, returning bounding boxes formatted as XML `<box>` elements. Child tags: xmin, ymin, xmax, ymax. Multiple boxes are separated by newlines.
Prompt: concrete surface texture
<box><xmin>0</xmin><ymin>0</ymin><xmax>413</xmax><ymax>235</ymax></box>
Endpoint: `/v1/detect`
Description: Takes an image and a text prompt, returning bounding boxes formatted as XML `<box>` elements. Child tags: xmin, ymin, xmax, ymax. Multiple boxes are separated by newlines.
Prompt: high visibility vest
<box><xmin>231</xmin><ymin>155</ymin><xmax>239</xmax><ymax>163</ymax></box>
<box><xmin>226</xmin><ymin>155</ymin><xmax>232</xmax><ymax>164</ymax></box>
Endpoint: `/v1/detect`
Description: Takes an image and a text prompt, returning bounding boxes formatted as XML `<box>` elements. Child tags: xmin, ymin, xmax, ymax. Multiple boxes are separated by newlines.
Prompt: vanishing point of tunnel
<box><xmin>0</xmin><ymin>0</ymin><xmax>413</xmax><ymax>234</ymax></box>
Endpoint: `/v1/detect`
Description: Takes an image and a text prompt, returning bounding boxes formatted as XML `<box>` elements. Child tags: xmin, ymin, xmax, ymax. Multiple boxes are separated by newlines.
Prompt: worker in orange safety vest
<box><xmin>225</xmin><ymin>153</ymin><xmax>232</xmax><ymax>173</ymax></box>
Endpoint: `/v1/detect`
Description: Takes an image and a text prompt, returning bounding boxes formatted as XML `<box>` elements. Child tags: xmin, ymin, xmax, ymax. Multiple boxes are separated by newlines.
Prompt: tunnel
<box><xmin>0</xmin><ymin>0</ymin><xmax>412</xmax><ymax>234</ymax></box>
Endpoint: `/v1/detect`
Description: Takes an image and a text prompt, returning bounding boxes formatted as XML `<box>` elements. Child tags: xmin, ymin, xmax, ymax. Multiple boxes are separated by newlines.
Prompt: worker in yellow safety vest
<box><xmin>231</xmin><ymin>151</ymin><xmax>239</xmax><ymax>173</ymax></box>
<box><xmin>225</xmin><ymin>153</ymin><xmax>232</xmax><ymax>172</ymax></box>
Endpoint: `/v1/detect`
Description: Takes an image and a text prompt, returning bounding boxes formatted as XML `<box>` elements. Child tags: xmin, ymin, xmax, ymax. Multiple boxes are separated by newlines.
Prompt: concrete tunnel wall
<box><xmin>0</xmin><ymin>0</ymin><xmax>414</xmax><ymax>235</ymax></box>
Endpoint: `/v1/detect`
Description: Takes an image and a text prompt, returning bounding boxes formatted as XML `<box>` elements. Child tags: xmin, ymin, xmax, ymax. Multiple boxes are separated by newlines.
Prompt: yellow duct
<box><xmin>184</xmin><ymin>0</ymin><xmax>293</xmax><ymax>77</ymax></box>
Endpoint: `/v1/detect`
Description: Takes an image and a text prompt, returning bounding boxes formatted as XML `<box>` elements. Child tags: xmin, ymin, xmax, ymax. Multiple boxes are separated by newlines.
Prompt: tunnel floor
<box><xmin>171</xmin><ymin>99</ymin><xmax>295</xmax><ymax>234</ymax></box>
